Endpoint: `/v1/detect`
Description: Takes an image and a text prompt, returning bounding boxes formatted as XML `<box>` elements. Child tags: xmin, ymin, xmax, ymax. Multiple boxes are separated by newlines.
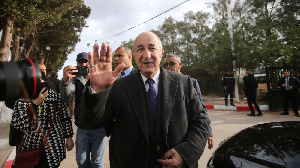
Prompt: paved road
<box><xmin>1</xmin><ymin>108</ymin><xmax>299</xmax><ymax>168</ymax></box>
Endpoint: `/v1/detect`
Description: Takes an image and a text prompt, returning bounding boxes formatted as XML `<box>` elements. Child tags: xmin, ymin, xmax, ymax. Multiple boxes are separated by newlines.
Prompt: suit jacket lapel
<box><xmin>155</xmin><ymin>68</ymin><xmax>178</xmax><ymax>139</ymax></box>
<box><xmin>126</xmin><ymin>72</ymin><xmax>149</xmax><ymax>141</ymax></box>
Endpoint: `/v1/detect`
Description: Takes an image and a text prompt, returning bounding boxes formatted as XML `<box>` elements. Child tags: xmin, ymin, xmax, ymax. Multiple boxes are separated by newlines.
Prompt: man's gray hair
<box><xmin>166</xmin><ymin>54</ymin><xmax>181</xmax><ymax>63</ymax></box>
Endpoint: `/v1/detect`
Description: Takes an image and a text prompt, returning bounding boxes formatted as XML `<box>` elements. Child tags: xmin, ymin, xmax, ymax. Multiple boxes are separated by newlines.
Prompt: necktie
<box><xmin>118</xmin><ymin>71</ymin><xmax>125</xmax><ymax>79</ymax></box>
<box><xmin>286</xmin><ymin>78</ymin><xmax>289</xmax><ymax>90</ymax></box>
<box><xmin>146</xmin><ymin>79</ymin><xmax>157</xmax><ymax>117</ymax></box>
<box><xmin>121</xmin><ymin>71</ymin><xmax>125</xmax><ymax>78</ymax></box>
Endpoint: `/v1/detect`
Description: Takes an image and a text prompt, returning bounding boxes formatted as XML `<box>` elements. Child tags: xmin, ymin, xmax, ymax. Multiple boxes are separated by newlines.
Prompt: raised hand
<box><xmin>88</xmin><ymin>43</ymin><xmax>125</xmax><ymax>92</ymax></box>
<box><xmin>62</xmin><ymin>65</ymin><xmax>77</xmax><ymax>84</ymax></box>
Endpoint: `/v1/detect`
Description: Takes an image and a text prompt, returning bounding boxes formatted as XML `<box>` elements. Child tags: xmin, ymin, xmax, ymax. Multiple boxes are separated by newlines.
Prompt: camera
<box><xmin>72</xmin><ymin>66</ymin><xmax>88</xmax><ymax>76</ymax></box>
<box><xmin>0</xmin><ymin>59</ymin><xmax>41</xmax><ymax>101</ymax></box>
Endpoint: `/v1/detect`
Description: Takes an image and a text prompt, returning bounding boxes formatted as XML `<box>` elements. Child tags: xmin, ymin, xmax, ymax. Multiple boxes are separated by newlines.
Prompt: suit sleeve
<box><xmin>277</xmin><ymin>78</ymin><xmax>284</xmax><ymax>89</ymax></box>
<box><xmin>174</xmin><ymin>77</ymin><xmax>210</xmax><ymax>167</ymax></box>
<box><xmin>292</xmin><ymin>77</ymin><xmax>300</xmax><ymax>90</ymax></box>
<box><xmin>192</xmin><ymin>79</ymin><xmax>213</xmax><ymax>137</ymax></box>
<box><xmin>79</xmin><ymin>83</ymin><xmax>112</xmax><ymax>129</ymax></box>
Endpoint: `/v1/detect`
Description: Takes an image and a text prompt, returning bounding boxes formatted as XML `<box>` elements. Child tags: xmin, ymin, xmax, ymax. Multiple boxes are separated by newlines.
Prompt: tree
<box><xmin>0</xmin><ymin>0</ymin><xmax>89</xmax><ymax>64</ymax></box>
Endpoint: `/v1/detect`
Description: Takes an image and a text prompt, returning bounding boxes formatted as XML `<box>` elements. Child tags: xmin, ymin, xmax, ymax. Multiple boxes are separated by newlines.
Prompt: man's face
<box><xmin>77</xmin><ymin>59</ymin><xmax>89</xmax><ymax>77</ymax></box>
<box><xmin>134</xmin><ymin>32</ymin><xmax>164</xmax><ymax>78</ymax></box>
<box><xmin>77</xmin><ymin>59</ymin><xmax>88</xmax><ymax>66</ymax></box>
<box><xmin>39</xmin><ymin>64</ymin><xmax>46</xmax><ymax>76</ymax></box>
<box><xmin>165</xmin><ymin>57</ymin><xmax>182</xmax><ymax>73</ymax></box>
<box><xmin>284</xmin><ymin>71</ymin><xmax>290</xmax><ymax>78</ymax></box>
<box><xmin>226</xmin><ymin>71</ymin><xmax>231</xmax><ymax>75</ymax></box>
<box><xmin>114</xmin><ymin>47</ymin><xmax>132</xmax><ymax>70</ymax></box>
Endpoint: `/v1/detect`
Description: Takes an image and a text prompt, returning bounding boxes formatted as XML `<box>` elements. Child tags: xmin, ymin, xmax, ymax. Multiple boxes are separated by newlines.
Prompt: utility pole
<box><xmin>226</xmin><ymin>0</ymin><xmax>240</xmax><ymax>103</ymax></box>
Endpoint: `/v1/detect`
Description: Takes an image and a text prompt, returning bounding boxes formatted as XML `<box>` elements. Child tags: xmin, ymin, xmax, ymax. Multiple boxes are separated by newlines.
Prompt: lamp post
<box><xmin>226</xmin><ymin>0</ymin><xmax>240</xmax><ymax>103</ymax></box>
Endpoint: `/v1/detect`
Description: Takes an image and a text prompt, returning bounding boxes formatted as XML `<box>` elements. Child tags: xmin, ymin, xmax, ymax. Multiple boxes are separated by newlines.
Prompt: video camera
<box><xmin>0</xmin><ymin>59</ymin><xmax>41</xmax><ymax>101</ymax></box>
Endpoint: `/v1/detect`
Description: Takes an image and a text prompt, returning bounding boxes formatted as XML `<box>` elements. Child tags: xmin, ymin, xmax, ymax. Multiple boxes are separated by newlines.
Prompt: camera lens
<box><xmin>0</xmin><ymin>59</ymin><xmax>41</xmax><ymax>101</ymax></box>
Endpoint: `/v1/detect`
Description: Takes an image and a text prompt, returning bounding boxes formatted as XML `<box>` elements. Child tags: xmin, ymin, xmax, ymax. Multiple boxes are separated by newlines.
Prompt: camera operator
<box><xmin>6</xmin><ymin>63</ymin><xmax>54</xmax><ymax>154</ymax></box>
<box><xmin>60</xmin><ymin>52</ymin><xmax>108</xmax><ymax>168</ymax></box>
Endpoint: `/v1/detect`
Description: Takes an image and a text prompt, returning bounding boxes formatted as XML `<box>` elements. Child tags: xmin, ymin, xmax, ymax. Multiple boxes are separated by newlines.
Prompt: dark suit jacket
<box><xmin>277</xmin><ymin>76</ymin><xmax>300</xmax><ymax>96</ymax></box>
<box><xmin>243</xmin><ymin>75</ymin><xmax>258</xmax><ymax>99</ymax></box>
<box><xmin>79</xmin><ymin>67</ymin><xmax>210</xmax><ymax>168</ymax></box>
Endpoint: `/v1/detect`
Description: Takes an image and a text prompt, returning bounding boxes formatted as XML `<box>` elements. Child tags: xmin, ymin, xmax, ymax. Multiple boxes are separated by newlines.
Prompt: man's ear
<box><xmin>179</xmin><ymin>62</ymin><xmax>183</xmax><ymax>69</ymax></box>
<box><xmin>161</xmin><ymin>49</ymin><xmax>164</xmax><ymax>58</ymax></box>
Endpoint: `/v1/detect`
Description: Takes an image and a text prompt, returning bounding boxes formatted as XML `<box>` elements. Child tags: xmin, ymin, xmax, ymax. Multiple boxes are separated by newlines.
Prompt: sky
<box><xmin>58</xmin><ymin>0</ymin><xmax>216</xmax><ymax>78</ymax></box>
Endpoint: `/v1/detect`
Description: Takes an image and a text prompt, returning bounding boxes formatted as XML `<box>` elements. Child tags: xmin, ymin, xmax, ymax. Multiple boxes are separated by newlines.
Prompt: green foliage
<box><xmin>0</xmin><ymin>0</ymin><xmax>91</xmax><ymax>73</ymax></box>
<box><xmin>150</xmin><ymin>0</ymin><xmax>299</xmax><ymax>94</ymax></box>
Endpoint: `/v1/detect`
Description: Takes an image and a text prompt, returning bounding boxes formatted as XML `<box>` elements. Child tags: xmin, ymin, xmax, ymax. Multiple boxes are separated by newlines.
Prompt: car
<box><xmin>207</xmin><ymin>121</ymin><xmax>300</xmax><ymax>168</ymax></box>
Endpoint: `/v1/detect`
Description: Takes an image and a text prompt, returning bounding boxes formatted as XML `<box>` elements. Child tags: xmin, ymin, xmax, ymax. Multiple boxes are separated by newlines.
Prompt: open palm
<box><xmin>88</xmin><ymin>43</ymin><xmax>124</xmax><ymax>92</ymax></box>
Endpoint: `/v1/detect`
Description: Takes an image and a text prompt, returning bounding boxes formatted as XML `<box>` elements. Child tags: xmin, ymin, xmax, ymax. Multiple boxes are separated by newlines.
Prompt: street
<box><xmin>1</xmin><ymin>107</ymin><xmax>299</xmax><ymax>167</ymax></box>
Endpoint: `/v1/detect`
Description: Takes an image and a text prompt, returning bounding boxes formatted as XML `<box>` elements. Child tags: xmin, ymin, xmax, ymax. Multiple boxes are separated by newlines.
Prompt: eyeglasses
<box><xmin>164</xmin><ymin>62</ymin><xmax>178</xmax><ymax>67</ymax></box>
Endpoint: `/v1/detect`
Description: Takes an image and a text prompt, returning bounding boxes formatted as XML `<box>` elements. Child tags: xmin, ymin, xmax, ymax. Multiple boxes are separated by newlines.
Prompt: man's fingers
<box><xmin>100</xmin><ymin>42</ymin><xmax>107</xmax><ymax>62</ymax></box>
<box><xmin>162</xmin><ymin>149</ymin><xmax>173</xmax><ymax>160</ymax></box>
<box><xmin>88</xmin><ymin>52</ymin><xmax>94</xmax><ymax>66</ymax></box>
<box><xmin>112</xmin><ymin>63</ymin><xmax>125</xmax><ymax>78</ymax></box>
<box><xmin>106</xmin><ymin>45</ymin><xmax>112</xmax><ymax>63</ymax></box>
<box><xmin>157</xmin><ymin>158</ymin><xmax>172</xmax><ymax>167</ymax></box>
<box><xmin>93</xmin><ymin>43</ymin><xmax>100</xmax><ymax>64</ymax></box>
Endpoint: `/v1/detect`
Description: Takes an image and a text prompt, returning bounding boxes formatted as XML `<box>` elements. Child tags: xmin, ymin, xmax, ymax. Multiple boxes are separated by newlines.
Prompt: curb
<box><xmin>205</xmin><ymin>104</ymin><xmax>269</xmax><ymax>111</ymax></box>
<box><xmin>3</xmin><ymin>147</ymin><xmax>15</xmax><ymax>168</ymax></box>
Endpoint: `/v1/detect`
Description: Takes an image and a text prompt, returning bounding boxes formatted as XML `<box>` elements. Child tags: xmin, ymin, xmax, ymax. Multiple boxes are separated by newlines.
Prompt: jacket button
<box><xmin>156</xmin><ymin>145</ymin><xmax>160</xmax><ymax>150</ymax></box>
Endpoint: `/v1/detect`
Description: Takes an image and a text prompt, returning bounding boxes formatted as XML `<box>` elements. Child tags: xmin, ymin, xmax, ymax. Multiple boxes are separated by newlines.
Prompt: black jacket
<box><xmin>277</xmin><ymin>76</ymin><xmax>300</xmax><ymax>95</ymax></box>
<box><xmin>79</xmin><ymin>67</ymin><xmax>210</xmax><ymax>168</ymax></box>
<box><xmin>221</xmin><ymin>74</ymin><xmax>235</xmax><ymax>90</ymax></box>
<box><xmin>243</xmin><ymin>75</ymin><xmax>258</xmax><ymax>99</ymax></box>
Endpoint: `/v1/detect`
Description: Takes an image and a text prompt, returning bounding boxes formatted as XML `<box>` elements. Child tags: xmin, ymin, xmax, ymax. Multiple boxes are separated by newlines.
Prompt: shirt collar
<box><xmin>141</xmin><ymin>69</ymin><xmax>160</xmax><ymax>85</ymax></box>
<box><xmin>123</xmin><ymin>66</ymin><xmax>133</xmax><ymax>76</ymax></box>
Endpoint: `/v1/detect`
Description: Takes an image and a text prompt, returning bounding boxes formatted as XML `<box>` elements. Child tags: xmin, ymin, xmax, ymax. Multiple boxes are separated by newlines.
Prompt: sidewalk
<box><xmin>202</xmin><ymin>95</ymin><xmax>269</xmax><ymax>111</ymax></box>
<box><xmin>2</xmin><ymin>96</ymin><xmax>270</xmax><ymax>168</ymax></box>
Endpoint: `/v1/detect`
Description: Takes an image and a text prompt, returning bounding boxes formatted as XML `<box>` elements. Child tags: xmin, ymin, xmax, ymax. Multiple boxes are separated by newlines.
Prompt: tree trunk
<box><xmin>25</xmin><ymin>33</ymin><xmax>38</xmax><ymax>59</ymax></box>
<box><xmin>11</xmin><ymin>34</ymin><xmax>20</xmax><ymax>61</ymax></box>
<box><xmin>0</xmin><ymin>18</ymin><xmax>13</xmax><ymax>62</ymax></box>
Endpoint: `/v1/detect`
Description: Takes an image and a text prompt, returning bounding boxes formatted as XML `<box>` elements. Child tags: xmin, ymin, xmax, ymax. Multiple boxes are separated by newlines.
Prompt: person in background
<box><xmin>47</xmin><ymin>71</ymin><xmax>61</xmax><ymax>92</ymax></box>
<box><xmin>60</xmin><ymin>52</ymin><xmax>108</xmax><ymax>168</ymax></box>
<box><xmin>114</xmin><ymin>46</ymin><xmax>137</xmax><ymax>79</ymax></box>
<box><xmin>164</xmin><ymin>54</ymin><xmax>214</xmax><ymax>149</ymax></box>
<box><xmin>39</xmin><ymin>63</ymin><xmax>47</xmax><ymax>76</ymax></box>
<box><xmin>7</xmin><ymin>63</ymin><xmax>53</xmax><ymax>155</ymax></box>
<box><xmin>277</xmin><ymin>70</ymin><xmax>300</xmax><ymax>117</ymax></box>
<box><xmin>221</xmin><ymin>70</ymin><xmax>235</xmax><ymax>106</ymax></box>
<box><xmin>12</xmin><ymin>70</ymin><xmax>74</xmax><ymax>168</ymax></box>
<box><xmin>79</xmin><ymin>32</ymin><xmax>210</xmax><ymax>167</ymax></box>
<box><xmin>243</xmin><ymin>71</ymin><xmax>263</xmax><ymax>116</ymax></box>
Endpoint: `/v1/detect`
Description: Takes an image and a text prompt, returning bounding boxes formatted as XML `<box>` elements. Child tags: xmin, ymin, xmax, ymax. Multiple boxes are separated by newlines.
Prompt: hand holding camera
<box><xmin>62</xmin><ymin>65</ymin><xmax>88</xmax><ymax>84</ymax></box>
